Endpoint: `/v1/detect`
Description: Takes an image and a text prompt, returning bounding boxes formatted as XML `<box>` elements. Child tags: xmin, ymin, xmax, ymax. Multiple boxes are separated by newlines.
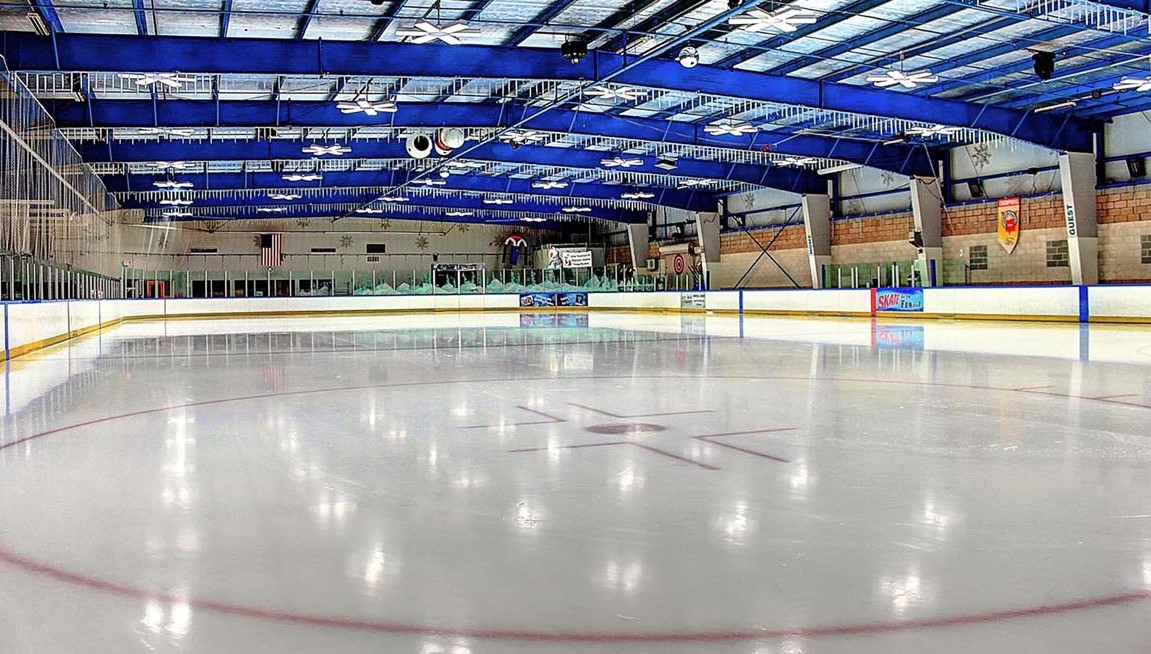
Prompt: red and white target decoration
<box><xmin>672</xmin><ymin>253</ymin><xmax>686</xmax><ymax>274</ymax></box>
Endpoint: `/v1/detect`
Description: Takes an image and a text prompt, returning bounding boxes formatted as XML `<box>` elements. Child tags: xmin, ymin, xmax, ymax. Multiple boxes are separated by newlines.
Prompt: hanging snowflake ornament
<box><xmin>302</xmin><ymin>144</ymin><xmax>351</xmax><ymax>156</ymax></box>
<box><xmin>585</xmin><ymin>86</ymin><xmax>648</xmax><ymax>102</ymax></box>
<box><xmin>283</xmin><ymin>173</ymin><xmax>323</xmax><ymax>182</ymax></box>
<box><xmin>395</xmin><ymin>21</ymin><xmax>481</xmax><ymax>45</ymax></box>
<box><xmin>153</xmin><ymin>179</ymin><xmax>194</xmax><ymax>189</ymax></box>
<box><xmin>532</xmin><ymin>180</ymin><xmax>568</xmax><ymax>190</ymax></box>
<box><xmin>600</xmin><ymin>156</ymin><xmax>645</xmax><ymax>168</ymax></box>
<box><xmin>905</xmin><ymin>124</ymin><xmax>961</xmax><ymax>138</ymax></box>
<box><xmin>355</xmin><ymin>207</ymin><xmax>385</xmax><ymax>214</ymax></box>
<box><xmin>621</xmin><ymin>191</ymin><xmax>655</xmax><ymax>199</ymax></box>
<box><xmin>866</xmin><ymin>69</ymin><xmax>939</xmax><ymax>89</ymax></box>
<box><xmin>776</xmin><ymin>156</ymin><xmax>818</xmax><ymax>167</ymax></box>
<box><xmin>729</xmin><ymin>7</ymin><xmax>818</xmax><ymax>33</ymax></box>
<box><xmin>1113</xmin><ymin>77</ymin><xmax>1151</xmax><ymax>92</ymax></box>
<box><xmin>704</xmin><ymin>119</ymin><xmax>758</xmax><ymax>137</ymax></box>
<box><xmin>118</xmin><ymin>72</ymin><xmax>196</xmax><ymax>88</ymax></box>
<box><xmin>336</xmin><ymin>98</ymin><xmax>398</xmax><ymax>116</ymax></box>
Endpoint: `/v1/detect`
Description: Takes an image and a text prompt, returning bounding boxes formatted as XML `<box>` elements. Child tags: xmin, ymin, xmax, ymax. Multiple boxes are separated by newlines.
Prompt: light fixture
<box><xmin>396</xmin><ymin>21</ymin><xmax>481</xmax><ymax>45</ymax></box>
<box><xmin>256</xmin><ymin>207</ymin><xmax>287</xmax><ymax>213</ymax></box>
<box><xmin>655</xmin><ymin>157</ymin><xmax>679</xmax><ymax>171</ymax></box>
<box><xmin>601</xmin><ymin>156</ymin><xmax>644</xmax><ymax>168</ymax></box>
<box><xmin>500</xmin><ymin>129</ymin><xmax>546</xmax><ymax>146</ymax></box>
<box><xmin>777</xmin><ymin>156</ymin><xmax>818</xmax><ymax>167</ymax></box>
<box><xmin>140</xmin><ymin>127</ymin><xmax>197</xmax><ymax>138</ymax></box>
<box><xmin>522</xmin><ymin>217</ymin><xmax>547</xmax><ymax>223</ymax></box>
<box><xmin>269</xmin><ymin>193</ymin><xmax>302</xmax><ymax>200</ymax></box>
<box><xmin>1033</xmin><ymin>99</ymin><xmax>1077</xmax><ymax>113</ymax></box>
<box><xmin>159</xmin><ymin>198</ymin><xmax>193</xmax><ymax>206</ymax></box>
<box><xmin>302</xmin><ymin>144</ymin><xmax>351</xmax><ymax>156</ymax></box>
<box><xmin>483</xmin><ymin>198</ymin><xmax>514</xmax><ymax>205</ymax></box>
<box><xmin>153</xmin><ymin>179</ymin><xmax>193</xmax><ymax>189</ymax></box>
<box><xmin>336</xmin><ymin>97</ymin><xmax>398</xmax><ymax>116</ymax></box>
<box><xmin>729</xmin><ymin>7</ymin><xmax>818</xmax><ymax>33</ymax></box>
<box><xmin>149</xmin><ymin>161</ymin><xmax>192</xmax><ymax>170</ymax></box>
<box><xmin>621</xmin><ymin>191</ymin><xmax>655</xmax><ymax>199</ymax></box>
<box><xmin>283</xmin><ymin>173</ymin><xmax>323</xmax><ymax>181</ymax></box>
<box><xmin>27</xmin><ymin>12</ymin><xmax>50</xmax><ymax>36</ymax></box>
<box><xmin>677</xmin><ymin>179</ymin><xmax>713</xmax><ymax>188</ymax></box>
<box><xmin>439</xmin><ymin>169</ymin><xmax>452</xmax><ymax>178</ymax></box>
<box><xmin>533</xmin><ymin>180</ymin><xmax>569</xmax><ymax>189</ymax></box>
<box><xmin>817</xmin><ymin>162</ymin><xmax>862</xmax><ymax>175</ymax></box>
<box><xmin>355</xmin><ymin>207</ymin><xmax>384</xmax><ymax>214</ymax></box>
<box><xmin>585</xmin><ymin>86</ymin><xmax>648</xmax><ymax>102</ymax></box>
<box><xmin>1114</xmin><ymin>77</ymin><xmax>1151</xmax><ymax>92</ymax></box>
<box><xmin>412</xmin><ymin>178</ymin><xmax>447</xmax><ymax>186</ymax></box>
<box><xmin>1032</xmin><ymin>51</ymin><xmax>1056</xmax><ymax>81</ymax></box>
<box><xmin>161</xmin><ymin>210</ymin><xmax>193</xmax><ymax>218</ymax></box>
<box><xmin>676</xmin><ymin>46</ymin><xmax>699</xmax><ymax>69</ymax></box>
<box><xmin>445</xmin><ymin>210</ymin><xmax>474</xmax><ymax>217</ymax></box>
<box><xmin>562</xmin><ymin>206</ymin><xmax>592</xmax><ymax>213</ymax></box>
<box><xmin>704</xmin><ymin>118</ymin><xmax>758</xmax><ymax>137</ymax></box>
<box><xmin>866</xmin><ymin>69</ymin><xmax>939</xmax><ymax>89</ymax></box>
<box><xmin>562</xmin><ymin>39</ymin><xmax>589</xmax><ymax>64</ymax></box>
<box><xmin>381</xmin><ymin>195</ymin><xmax>410</xmax><ymax>202</ymax></box>
<box><xmin>117</xmin><ymin>73</ymin><xmax>196</xmax><ymax>89</ymax></box>
<box><xmin>905</xmin><ymin>124</ymin><xmax>961</xmax><ymax>138</ymax></box>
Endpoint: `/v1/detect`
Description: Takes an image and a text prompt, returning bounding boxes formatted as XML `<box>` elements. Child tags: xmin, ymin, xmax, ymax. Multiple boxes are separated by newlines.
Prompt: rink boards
<box><xmin>4</xmin><ymin>284</ymin><xmax>1151</xmax><ymax>361</ymax></box>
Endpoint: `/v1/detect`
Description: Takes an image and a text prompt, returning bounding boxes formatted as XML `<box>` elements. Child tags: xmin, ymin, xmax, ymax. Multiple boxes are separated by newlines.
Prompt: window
<box><xmin>968</xmin><ymin>245</ymin><xmax>988</xmax><ymax>271</ymax></box>
<box><xmin>189</xmin><ymin>247</ymin><xmax>218</xmax><ymax>254</ymax></box>
<box><xmin>1046</xmin><ymin>239</ymin><xmax>1069</xmax><ymax>268</ymax></box>
<box><xmin>366</xmin><ymin>243</ymin><xmax>387</xmax><ymax>254</ymax></box>
<box><xmin>310</xmin><ymin>247</ymin><xmax>336</xmax><ymax>254</ymax></box>
<box><xmin>1142</xmin><ymin>234</ymin><xmax>1151</xmax><ymax>264</ymax></box>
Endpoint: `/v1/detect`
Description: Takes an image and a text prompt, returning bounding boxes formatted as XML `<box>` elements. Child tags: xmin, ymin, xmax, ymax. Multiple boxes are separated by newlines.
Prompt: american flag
<box><xmin>260</xmin><ymin>233</ymin><xmax>283</xmax><ymax>268</ymax></box>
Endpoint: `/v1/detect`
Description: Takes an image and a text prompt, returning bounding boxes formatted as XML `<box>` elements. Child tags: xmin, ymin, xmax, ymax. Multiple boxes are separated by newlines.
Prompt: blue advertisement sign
<box><xmin>874</xmin><ymin>288</ymin><xmax>924</xmax><ymax>312</ymax></box>
<box><xmin>873</xmin><ymin>324</ymin><xmax>926</xmax><ymax>350</ymax></box>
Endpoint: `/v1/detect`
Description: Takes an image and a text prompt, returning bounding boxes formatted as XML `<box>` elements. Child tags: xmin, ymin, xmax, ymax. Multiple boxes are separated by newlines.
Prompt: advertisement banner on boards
<box><xmin>681</xmin><ymin>292</ymin><xmax>706</xmax><ymax>308</ymax></box>
<box><xmin>874</xmin><ymin>288</ymin><xmax>924</xmax><ymax>312</ymax></box>
<box><xmin>520</xmin><ymin>292</ymin><xmax>588</xmax><ymax>308</ymax></box>
<box><xmin>997</xmin><ymin>197</ymin><xmax>1021</xmax><ymax>254</ymax></box>
<box><xmin>520</xmin><ymin>293</ymin><xmax>557</xmax><ymax>307</ymax></box>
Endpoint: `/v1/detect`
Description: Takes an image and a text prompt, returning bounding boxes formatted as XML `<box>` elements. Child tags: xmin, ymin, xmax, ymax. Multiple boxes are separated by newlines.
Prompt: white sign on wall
<box><xmin>560</xmin><ymin>249</ymin><xmax>593</xmax><ymax>268</ymax></box>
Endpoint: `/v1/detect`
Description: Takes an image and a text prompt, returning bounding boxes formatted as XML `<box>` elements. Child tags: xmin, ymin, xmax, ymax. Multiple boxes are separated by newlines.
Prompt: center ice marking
<box><xmin>466</xmin><ymin>402</ymin><xmax>794</xmax><ymax>469</ymax></box>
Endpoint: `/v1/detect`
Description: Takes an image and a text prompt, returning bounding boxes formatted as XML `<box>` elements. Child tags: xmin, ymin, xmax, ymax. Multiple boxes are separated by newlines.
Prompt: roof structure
<box><xmin>2</xmin><ymin>0</ymin><xmax>1147</xmax><ymax>225</ymax></box>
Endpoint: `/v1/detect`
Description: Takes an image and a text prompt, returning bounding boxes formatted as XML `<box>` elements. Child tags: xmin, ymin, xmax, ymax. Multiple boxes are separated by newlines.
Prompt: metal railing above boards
<box><xmin>0</xmin><ymin>252</ymin><xmax>124</xmax><ymax>301</ymax></box>
<box><xmin>121</xmin><ymin>266</ymin><xmax>706</xmax><ymax>299</ymax></box>
<box><xmin>822</xmin><ymin>260</ymin><xmax>948</xmax><ymax>289</ymax></box>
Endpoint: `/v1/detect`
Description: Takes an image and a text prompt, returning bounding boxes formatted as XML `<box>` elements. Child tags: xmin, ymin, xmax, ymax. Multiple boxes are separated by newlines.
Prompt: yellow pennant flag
<box><xmin>997</xmin><ymin>197</ymin><xmax>1021</xmax><ymax>254</ymax></box>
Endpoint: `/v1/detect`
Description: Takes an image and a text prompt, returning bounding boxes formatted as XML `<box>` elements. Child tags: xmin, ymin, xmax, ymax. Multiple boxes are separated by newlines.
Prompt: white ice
<box><xmin>2</xmin><ymin>312</ymin><xmax>1151</xmax><ymax>653</ymax></box>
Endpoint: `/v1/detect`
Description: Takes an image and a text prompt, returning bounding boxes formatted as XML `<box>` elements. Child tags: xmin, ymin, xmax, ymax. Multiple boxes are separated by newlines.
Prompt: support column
<box><xmin>801</xmin><ymin>194</ymin><xmax>831</xmax><ymax>289</ymax></box>
<box><xmin>1058</xmin><ymin>152</ymin><xmax>1099</xmax><ymax>285</ymax></box>
<box><xmin>625</xmin><ymin>223</ymin><xmax>650</xmax><ymax>270</ymax></box>
<box><xmin>910</xmin><ymin>176</ymin><xmax>943</xmax><ymax>287</ymax></box>
<box><xmin>694</xmin><ymin>210</ymin><xmax>721</xmax><ymax>290</ymax></box>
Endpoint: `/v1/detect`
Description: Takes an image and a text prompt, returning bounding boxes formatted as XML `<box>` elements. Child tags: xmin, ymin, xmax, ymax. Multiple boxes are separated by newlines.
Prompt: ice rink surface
<box><xmin>2</xmin><ymin>312</ymin><xmax>1151</xmax><ymax>653</ymax></box>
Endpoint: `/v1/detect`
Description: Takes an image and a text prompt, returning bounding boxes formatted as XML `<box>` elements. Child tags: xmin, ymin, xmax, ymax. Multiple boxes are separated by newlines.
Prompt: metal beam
<box><xmin>29</xmin><ymin>0</ymin><xmax>64</xmax><ymax>34</ymax></box>
<box><xmin>295</xmin><ymin>0</ymin><xmax>321</xmax><ymax>39</ymax></box>
<box><xmin>77</xmin><ymin>139</ymin><xmax>825</xmax><ymax>193</ymax></box>
<box><xmin>48</xmin><ymin>100</ymin><xmax>937</xmax><ymax>175</ymax></box>
<box><xmin>106</xmin><ymin>170</ymin><xmax>709</xmax><ymax>212</ymax></box>
<box><xmin>1</xmin><ymin>33</ymin><xmax>1097</xmax><ymax>150</ymax></box>
<box><xmin>220</xmin><ymin>0</ymin><xmax>233</xmax><ymax>38</ymax></box>
<box><xmin>131</xmin><ymin>0</ymin><xmax>148</xmax><ymax>35</ymax></box>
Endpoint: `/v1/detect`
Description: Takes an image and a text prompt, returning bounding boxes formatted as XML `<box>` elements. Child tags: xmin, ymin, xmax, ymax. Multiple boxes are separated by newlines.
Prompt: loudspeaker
<box><xmin>1032</xmin><ymin>51</ymin><xmax>1055</xmax><ymax>81</ymax></box>
<box><xmin>434</xmin><ymin>128</ymin><xmax>465</xmax><ymax>156</ymax></box>
<box><xmin>1126</xmin><ymin>157</ymin><xmax>1146</xmax><ymax>179</ymax></box>
<box><xmin>968</xmin><ymin>180</ymin><xmax>985</xmax><ymax>199</ymax></box>
<box><xmin>405</xmin><ymin>134</ymin><xmax>433</xmax><ymax>159</ymax></box>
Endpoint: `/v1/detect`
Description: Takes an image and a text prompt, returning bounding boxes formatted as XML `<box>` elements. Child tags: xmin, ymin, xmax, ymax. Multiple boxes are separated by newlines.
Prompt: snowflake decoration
<box><xmin>378</xmin><ymin>219</ymin><xmax>392</xmax><ymax>231</ymax></box>
<box><xmin>339</xmin><ymin>235</ymin><xmax>353</xmax><ymax>249</ymax></box>
<box><xmin>296</xmin><ymin>217</ymin><xmax>311</xmax><ymax>228</ymax></box>
<box><xmin>252</xmin><ymin>234</ymin><xmax>262</xmax><ymax>248</ymax></box>
<box><xmin>456</xmin><ymin>223</ymin><xmax>470</xmax><ymax>233</ymax></box>
<box><xmin>970</xmin><ymin>143</ymin><xmax>992</xmax><ymax>170</ymax></box>
<box><xmin>415</xmin><ymin>235</ymin><xmax>429</xmax><ymax>250</ymax></box>
<box><xmin>880</xmin><ymin>171</ymin><xmax>896</xmax><ymax>187</ymax></box>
